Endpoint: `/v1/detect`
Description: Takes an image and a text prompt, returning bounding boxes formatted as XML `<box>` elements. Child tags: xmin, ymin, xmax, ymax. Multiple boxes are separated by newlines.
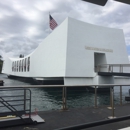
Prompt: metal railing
<box><xmin>0</xmin><ymin>84</ymin><xmax>130</xmax><ymax>115</ymax></box>
<box><xmin>95</xmin><ymin>64</ymin><xmax>130</xmax><ymax>73</ymax></box>
<box><xmin>1</xmin><ymin>84</ymin><xmax>130</xmax><ymax>129</ymax></box>
<box><xmin>0</xmin><ymin>88</ymin><xmax>31</xmax><ymax>120</ymax></box>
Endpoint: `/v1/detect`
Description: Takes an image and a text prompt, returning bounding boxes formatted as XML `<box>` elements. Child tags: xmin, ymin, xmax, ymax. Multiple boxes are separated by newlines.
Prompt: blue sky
<box><xmin>126</xmin><ymin>45</ymin><xmax>130</xmax><ymax>55</ymax></box>
<box><xmin>0</xmin><ymin>0</ymin><xmax>130</xmax><ymax>61</ymax></box>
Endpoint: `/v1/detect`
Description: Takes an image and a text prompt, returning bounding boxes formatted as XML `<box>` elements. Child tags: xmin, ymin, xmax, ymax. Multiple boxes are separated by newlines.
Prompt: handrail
<box><xmin>0</xmin><ymin>88</ymin><xmax>31</xmax><ymax>120</ymax></box>
<box><xmin>1</xmin><ymin>84</ymin><xmax>130</xmax><ymax>88</ymax></box>
<box><xmin>97</xmin><ymin>64</ymin><xmax>130</xmax><ymax>66</ymax></box>
<box><xmin>0</xmin><ymin>85</ymin><xmax>130</xmax><ymax>118</ymax></box>
<box><xmin>95</xmin><ymin>64</ymin><xmax>130</xmax><ymax>73</ymax></box>
<box><xmin>0</xmin><ymin>97</ymin><xmax>26</xmax><ymax>123</ymax></box>
<box><xmin>0</xmin><ymin>84</ymin><xmax>130</xmax><ymax>129</ymax></box>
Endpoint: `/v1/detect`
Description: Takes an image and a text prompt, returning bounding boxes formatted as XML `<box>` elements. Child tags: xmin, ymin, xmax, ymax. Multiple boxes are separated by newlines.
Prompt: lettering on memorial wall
<box><xmin>85</xmin><ymin>46</ymin><xmax>113</xmax><ymax>53</ymax></box>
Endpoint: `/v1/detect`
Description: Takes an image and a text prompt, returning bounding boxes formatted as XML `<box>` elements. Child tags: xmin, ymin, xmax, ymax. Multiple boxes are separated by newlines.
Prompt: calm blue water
<box><xmin>0</xmin><ymin>74</ymin><xmax>130</xmax><ymax>112</ymax></box>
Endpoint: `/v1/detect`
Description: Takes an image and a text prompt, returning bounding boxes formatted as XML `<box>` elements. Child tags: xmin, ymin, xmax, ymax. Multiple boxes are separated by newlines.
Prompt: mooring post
<box><xmin>108</xmin><ymin>86</ymin><xmax>116</xmax><ymax>119</ymax></box>
<box><xmin>62</xmin><ymin>87</ymin><xmax>67</xmax><ymax>110</ymax></box>
<box><xmin>24</xmin><ymin>89</ymin><xmax>26</xmax><ymax>112</ymax></box>
<box><xmin>111</xmin><ymin>87</ymin><xmax>114</xmax><ymax>117</ymax></box>
<box><xmin>108</xmin><ymin>87</ymin><xmax>112</xmax><ymax>109</ymax></box>
<box><xmin>110</xmin><ymin>87</ymin><xmax>112</xmax><ymax>107</ymax></box>
<box><xmin>95</xmin><ymin>86</ymin><xmax>97</xmax><ymax>108</ymax></box>
<box><xmin>120</xmin><ymin>86</ymin><xmax>122</xmax><ymax>105</ymax></box>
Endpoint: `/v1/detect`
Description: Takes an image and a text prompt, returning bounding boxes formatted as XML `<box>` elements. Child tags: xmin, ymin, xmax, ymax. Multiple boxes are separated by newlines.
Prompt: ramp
<box><xmin>96</xmin><ymin>64</ymin><xmax>130</xmax><ymax>77</ymax></box>
<box><xmin>0</xmin><ymin>88</ymin><xmax>44</xmax><ymax>128</ymax></box>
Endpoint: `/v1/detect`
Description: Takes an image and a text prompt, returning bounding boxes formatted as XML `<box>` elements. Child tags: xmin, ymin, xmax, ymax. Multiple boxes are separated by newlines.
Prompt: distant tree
<box><xmin>19</xmin><ymin>54</ymin><xmax>22</xmax><ymax>58</ymax></box>
<box><xmin>19</xmin><ymin>54</ymin><xmax>24</xmax><ymax>58</ymax></box>
<box><xmin>0</xmin><ymin>55</ymin><xmax>3</xmax><ymax>73</ymax></box>
<box><xmin>0</xmin><ymin>55</ymin><xmax>2</xmax><ymax>60</ymax></box>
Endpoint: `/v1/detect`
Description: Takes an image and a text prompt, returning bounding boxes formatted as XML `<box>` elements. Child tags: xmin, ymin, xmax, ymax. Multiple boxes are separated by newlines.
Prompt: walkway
<box><xmin>1</xmin><ymin>104</ymin><xmax>130</xmax><ymax>130</ymax></box>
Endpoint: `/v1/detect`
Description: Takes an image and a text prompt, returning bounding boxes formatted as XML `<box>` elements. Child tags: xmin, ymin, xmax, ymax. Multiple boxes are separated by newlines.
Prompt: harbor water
<box><xmin>0</xmin><ymin>74</ymin><xmax>130</xmax><ymax>112</ymax></box>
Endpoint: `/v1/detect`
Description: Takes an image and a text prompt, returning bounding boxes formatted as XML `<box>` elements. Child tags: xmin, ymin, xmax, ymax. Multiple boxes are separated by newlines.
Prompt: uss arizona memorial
<box><xmin>2</xmin><ymin>17</ymin><xmax>130</xmax><ymax>85</ymax></box>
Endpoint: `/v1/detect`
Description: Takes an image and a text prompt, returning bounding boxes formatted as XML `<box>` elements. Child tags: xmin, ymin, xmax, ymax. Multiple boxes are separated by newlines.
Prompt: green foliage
<box><xmin>0</xmin><ymin>55</ymin><xmax>3</xmax><ymax>73</ymax></box>
<box><xmin>0</xmin><ymin>61</ymin><xmax>3</xmax><ymax>73</ymax></box>
<box><xmin>19</xmin><ymin>54</ymin><xmax>24</xmax><ymax>58</ymax></box>
<box><xmin>0</xmin><ymin>55</ymin><xmax>2</xmax><ymax>59</ymax></box>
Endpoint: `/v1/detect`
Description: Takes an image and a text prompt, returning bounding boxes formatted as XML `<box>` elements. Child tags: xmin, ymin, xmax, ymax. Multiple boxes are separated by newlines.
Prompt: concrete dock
<box><xmin>1</xmin><ymin>103</ymin><xmax>130</xmax><ymax>130</ymax></box>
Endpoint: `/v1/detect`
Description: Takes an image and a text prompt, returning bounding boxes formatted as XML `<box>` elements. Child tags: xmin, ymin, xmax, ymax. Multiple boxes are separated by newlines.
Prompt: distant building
<box><xmin>2</xmin><ymin>17</ymin><xmax>130</xmax><ymax>85</ymax></box>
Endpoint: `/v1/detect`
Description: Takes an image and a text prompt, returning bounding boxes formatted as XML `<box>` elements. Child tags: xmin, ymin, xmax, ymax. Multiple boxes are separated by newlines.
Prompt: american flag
<box><xmin>49</xmin><ymin>15</ymin><xmax>58</xmax><ymax>30</ymax></box>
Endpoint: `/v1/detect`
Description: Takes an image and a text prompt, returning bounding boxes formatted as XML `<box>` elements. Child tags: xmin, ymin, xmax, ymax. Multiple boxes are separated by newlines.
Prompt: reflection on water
<box><xmin>0</xmin><ymin>74</ymin><xmax>130</xmax><ymax>112</ymax></box>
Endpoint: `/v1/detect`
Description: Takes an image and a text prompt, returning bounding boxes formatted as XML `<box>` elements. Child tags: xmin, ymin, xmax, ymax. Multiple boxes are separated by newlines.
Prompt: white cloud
<box><xmin>128</xmin><ymin>56</ymin><xmax>130</xmax><ymax>62</ymax></box>
<box><xmin>0</xmin><ymin>0</ymin><xmax>130</xmax><ymax>61</ymax></box>
<box><xmin>26</xmin><ymin>26</ymin><xmax>39</xmax><ymax>37</ymax></box>
<box><xmin>35</xmin><ymin>1</ymin><xmax>55</xmax><ymax>11</ymax></box>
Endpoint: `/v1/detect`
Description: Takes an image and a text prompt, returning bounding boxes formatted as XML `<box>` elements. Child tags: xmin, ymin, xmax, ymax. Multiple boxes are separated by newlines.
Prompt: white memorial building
<box><xmin>2</xmin><ymin>17</ymin><xmax>130</xmax><ymax>85</ymax></box>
